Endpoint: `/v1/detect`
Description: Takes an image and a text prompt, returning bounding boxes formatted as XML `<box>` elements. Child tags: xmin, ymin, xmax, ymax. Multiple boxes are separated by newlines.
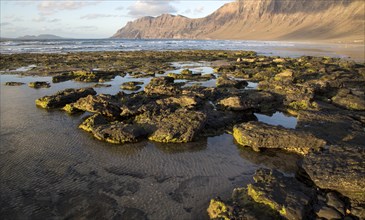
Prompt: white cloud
<box><xmin>115</xmin><ymin>6</ymin><xmax>124</xmax><ymax>11</ymax></box>
<box><xmin>74</xmin><ymin>26</ymin><xmax>98</xmax><ymax>31</ymax></box>
<box><xmin>80</xmin><ymin>13</ymin><xmax>121</xmax><ymax>20</ymax></box>
<box><xmin>32</xmin><ymin>16</ymin><xmax>46</xmax><ymax>22</ymax></box>
<box><xmin>32</xmin><ymin>16</ymin><xmax>61</xmax><ymax>23</ymax></box>
<box><xmin>183</xmin><ymin>9</ymin><xmax>192</xmax><ymax>14</ymax></box>
<box><xmin>49</xmin><ymin>18</ymin><xmax>61</xmax><ymax>23</ymax></box>
<box><xmin>37</xmin><ymin>0</ymin><xmax>100</xmax><ymax>15</ymax></box>
<box><xmin>1</xmin><ymin>22</ymin><xmax>11</xmax><ymax>26</ymax></box>
<box><xmin>3</xmin><ymin>15</ymin><xmax>24</xmax><ymax>22</ymax></box>
<box><xmin>128</xmin><ymin>0</ymin><xmax>177</xmax><ymax>18</ymax></box>
<box><xmin>194</xmin><ymin>6</ymin><xmax>204</xmax><ymax>14</ymax></box>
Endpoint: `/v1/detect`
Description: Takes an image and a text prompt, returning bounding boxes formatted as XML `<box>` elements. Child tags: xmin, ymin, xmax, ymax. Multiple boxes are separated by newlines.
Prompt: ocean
<box><xmin>1</xmin><ymin>38</ymin><xmax>362</xmax><ymax>60</ymax></box>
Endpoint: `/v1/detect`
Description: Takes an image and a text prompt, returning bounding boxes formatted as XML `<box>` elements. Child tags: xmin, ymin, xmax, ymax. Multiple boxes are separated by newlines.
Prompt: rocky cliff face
<box><xmin>112</xmin><ymin>0</ymin><xmax>364</xmax><ymax>43</ymax></box>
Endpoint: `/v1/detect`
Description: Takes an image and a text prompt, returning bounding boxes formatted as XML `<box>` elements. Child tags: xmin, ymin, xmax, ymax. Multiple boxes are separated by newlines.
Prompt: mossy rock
<box><xmin>181</xmin><ymin>69</ymin><xmax>193</xmax><ymax>75</ymax></box>
<box><xmin>247</xmin><ymin>168</ymin><xmax>316</xmax><ymax>219</ymax></box>
<box><xmin>207</xmin><ymin>199</ymin><xmax>230</xmax><ymax>220</ymax></box>
<box><xmin>28</xmin><ymin>81</ymin><xmax>51</xmax><ymax>88</ymax></box>
<box><xmin>120</xmin><ymin>82</ymin><xmax>143</xmax><ymax>91</ymax></box>
<box><xmin>4</xmin><ymin>82</ymin><xmax>25</xmax><ymax>86</ymax></box>
<box><xmin>35</xmin><ymin>88</ymin><xmax>96</xmax><ymax>109</ymax></box>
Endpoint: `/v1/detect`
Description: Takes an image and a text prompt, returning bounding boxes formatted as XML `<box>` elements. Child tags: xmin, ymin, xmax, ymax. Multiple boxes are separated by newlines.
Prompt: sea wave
<box><xmin>0</xmin><ymin>39</ymin><xmax>297</xmax><ymax>54</ymax></box>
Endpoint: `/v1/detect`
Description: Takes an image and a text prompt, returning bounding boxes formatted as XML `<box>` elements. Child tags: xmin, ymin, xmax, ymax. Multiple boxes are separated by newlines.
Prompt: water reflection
<box><xmin>152</xmin><ymin>138</ymin><xmax>208</xmax><ymax>154</ymax></box>
<box><xmin>254</xmin><ymin>111</ymin><xmax>297</xmax><ymax>128</ymax></box>
<box><xmin>237</xmin><ymin>146</ymin><xmax>301</xmax><ymax>175</ymax></box>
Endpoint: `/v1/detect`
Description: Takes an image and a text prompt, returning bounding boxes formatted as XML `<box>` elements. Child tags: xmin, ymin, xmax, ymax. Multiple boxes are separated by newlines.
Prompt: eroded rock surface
<box><xmin>35</xmin><ymin>88</ymin><xmax>96</xmax><ymax>109</ymax></box>
<box><xmin>233</xmin><ymin>121</ymin><xmax>326</xmax><ymax>155</ymax></box>
<box><xmin>28</xmin><ymin>81</ymin><xmax>50</xmax><ymax>89</ymax></box>
<box><xmin>4</xmin><ymin>82</ymin><xmax>25</xmax><ymax>86</ymax></box>
<box><xmin>72</xmin><ymin>94</ymin><xmax>122</xmax><ymax>118</ymax></box>
<box><xmin>300</xmin><ymin>145</ymin><xmax>365</xmax><ymax>206</ymax></box>
<box><xmin>148</xmin><ymin>109</ymin><xmax>206</xmax><ymax>143</ymax></box>
<box><xmin>248</xmin><ymin>168</ymin><xmax>316</xmax><ymax>219</ymax></box>
<box><xmin>79</xmin><ymin>114</ymin><xmax>147</xmax><ymax>144</ymax></box>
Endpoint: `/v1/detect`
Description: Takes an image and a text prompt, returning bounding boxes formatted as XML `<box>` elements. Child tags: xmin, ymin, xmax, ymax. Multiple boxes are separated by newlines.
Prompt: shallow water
<box><xmin>255</xmin><ymin>112</ymin><xmax>297</xmax><ymax>129</ymax></box>
<box><xmin>0</xmin><ymin>73</ymin><xmax>299</xmax><ymax>219</ymax></box>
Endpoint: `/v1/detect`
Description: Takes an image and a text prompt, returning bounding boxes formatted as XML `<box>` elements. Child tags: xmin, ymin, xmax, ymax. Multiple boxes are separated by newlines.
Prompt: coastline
<box><xmin>1</xmin><ymin>39</ymin><xmax>364</xmax><ymax>63</ymax></box>
<box><xmin>1</xmin><ymin>50</ymin><xmax>364</xmax><ymax>219</ymax></box>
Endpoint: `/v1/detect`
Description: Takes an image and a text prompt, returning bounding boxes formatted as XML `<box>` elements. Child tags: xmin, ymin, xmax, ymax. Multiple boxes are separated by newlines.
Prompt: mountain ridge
<box><xmin>112</xmin><ymin>0</ymin><xmax>365</xmax><ymax>43</ymax></box>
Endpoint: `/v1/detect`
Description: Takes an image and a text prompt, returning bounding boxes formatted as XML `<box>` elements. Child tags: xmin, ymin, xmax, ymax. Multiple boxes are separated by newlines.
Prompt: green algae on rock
<box><xmin>28</xmin><ymin>81</ymin><xmax>51</xmax><ymax>89</ymax></box>
<box><xmin>216</xmin><ymin>75</ymin><xmax>248</xmax><ymax>88</ymax></box>
<box><xmin>233</xmin><ymin>121</ymin><xmax>326</xmax><ymax>155</ymax></box>
<box><xmin>120</xmin><ymin>81</ymin><xmax>143</xmax><ymax>91</ymax></box>
<box><xmin>72</xmin><ymin>94</ymin><xmax>122</xmax><ymax>118</ymax></box>
<box><xmin>4</xmin><ymin>82</ymin><xmax>25</xmax><ymax>86</ymax></box>
<box><xmin>247</xmin><ymin>168</ymin><xmax>316</xmax><ymax>219</ymax></box>
<box><xmin>207</xmin><ymin>187</ymin><xmax>283</xmax><ymax>220</ymax></box>
<box><xmin>35</xmin><ymin>88</ymin><xmax>96</xmax><ymax>109</ymax></box>
<box><xmin>300</xmin><ymin>145</ymin><xmax>365</xmax><ymax>206</ymax></box>
<box><xmin>207</xmin><ymin>199</ymin><xmax>230</xmax><ymax>220</ymax></box>
<box><xmin>79</xmin><ymin>114</ymin><xmax>147</xmax><ymax>144</ymax></box>
<box><xmin>148</xmin><ymin>109</ymin><xmax>206</xmax><ymax>143</ymax></box>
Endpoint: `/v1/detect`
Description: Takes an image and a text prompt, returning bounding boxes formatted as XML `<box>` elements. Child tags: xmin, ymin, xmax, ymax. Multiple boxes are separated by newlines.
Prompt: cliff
<box><xmin>112</xmin><ymin>0</ymin><xmax>365</xmax><ymax>43</ymax></box>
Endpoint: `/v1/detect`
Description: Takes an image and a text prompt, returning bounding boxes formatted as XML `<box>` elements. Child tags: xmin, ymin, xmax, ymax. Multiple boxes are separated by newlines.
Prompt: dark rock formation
<box><xmin>233</xmin><ymin>121</ymin><xmax>326</xmax><ymax>155</ymax></box>
<box><xmin>4</xmin><ymin>82</ymin><xmax>25</xmax><ymax>86</ymax></box>
<box><xmin>247</xmin><ymin>168</ymin><xmax>316</xmax><ymax>219</ymax></box>
<box><xmin>35</xmin><ymin>88</ymin><xmax>96</xmax><ymax>109</ymax></box>
<box><xmin>28</xmin><ymin>81</ymin><xmax>50</xmax><ymax>89</ymax></box>
<box><xmin>148</xmin><ymin>109</ymin><xmax>206</xmax><ymax>143</ymax></box>
<box><xmin>300</xmin><ymin>145</ymin><xmax>365</xmax><ymax>206</ymax></box>
<box><xmin>144</xmin><ymin>76</ymin><xmax>180</xmax><ymax>96</ymax></box>
<box><xmin>120</xmin><ymin>81</ymin><xmax>143</xmax><ymax>91</ymax></box>
<box><xmin>72</xmin><ymin>94</ymin><xmax>122</xmax><ymax>118</ymax></box>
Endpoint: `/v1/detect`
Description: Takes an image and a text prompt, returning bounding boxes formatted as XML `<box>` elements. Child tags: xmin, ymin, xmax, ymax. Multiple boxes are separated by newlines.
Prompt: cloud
<box><xmin>128</xmin><ymin>0</ymin><xmax>177</xmax><ymax>17</ymax></box>
<box><xmin>115</xmin><ymin>6</ymin><xmax>124</xmax><ymax>11</ymax></box>
<box><xmin>37</xmin><ymin>0</ymin><xmax>100</xmax><ymax>15</ymax></box>
<box><xmin>74</xmin><ymin>26</ymin><xmax>98</xmax><ymax>31</ymax></box>
<box><xmin>32</xmin><ymin>16</ymin><xmax>61</xmax><ymax>23</ymax></box>
<box><xmin>1</xmin><ymin>22</ymin><xmax>12</xmax><ymax>26</ymax></box>
<box><xmin>80</xmin><ymin>13</ymin><xmax>121</xmax><ymax>20</ymax></box>
<box><xmin>4</xmin><ymin>15</ymin><xmax>24</xmax><ymax>22</ymax></box>
<box><xmin>183</xmin><ymin>9</ymin><xmax>192</xmax><ymax>14</ymax></box>
<box><xmin>32</xmin><ymin>16</ymin><xmax>46</xmax><ymax>22</ymax></box>
<box><xmin>194</xmin><ymin>6</ymin><xmax>204</xmax><ymax>14</ymax></box>
<box><xmin>49</xmin><ymin>18</ymin><xmax>61</xmax><ymax>23</ymax></box>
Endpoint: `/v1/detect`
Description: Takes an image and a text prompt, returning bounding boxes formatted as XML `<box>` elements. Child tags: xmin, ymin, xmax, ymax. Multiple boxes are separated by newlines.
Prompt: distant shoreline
<box><xmin>1</xmin><ymin>39</ymin><xmax>364</xmax><ymax>62</ymax></box>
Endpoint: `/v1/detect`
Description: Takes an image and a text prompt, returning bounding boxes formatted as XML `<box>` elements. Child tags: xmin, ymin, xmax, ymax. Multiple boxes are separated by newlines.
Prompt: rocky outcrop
<box><xmin>216</xmin><ymin>76</ymin><xmax>247</xmax><ymax>88</ymax></box>
<box><xmin>4</xmin><ymin>82</ymin><xmax>25</xmax><ymax>86</ymax></box>
<box><xmin>248</xmin><ymin>168</ymin><xmax>316</xmax><ymax>219</ymax></box>
<box><xmin>207</xmin><ymin>187</ymin><xmax>283</xmax><ymax>220</ymax></box>
<box><xmin>300</xmin><ymin>145</ymin><xmax>365</xmax><ymax>205</ymax></box>
<box><xmin>79</xmin><ymin>114</ymin><xmax>147</xmax><ymax>144</ymax></box>
<box><xmin>120</xmin><ymin>81</ymin><xmax>143</xmax><ymax>91</ymax></box>
<box><xmin>296</xmin><ymin>111</ymin><xmax>365</xmax><ymax>146</ymax></box>
<box><xmin>148</xmin><ymin>109</ymin><xmax>206</xmax><ymax>143</ymax></box>
<box><xmin>331</xmin><ymin>89</ymin><xmax>365</xmax><ymax>111</ymax></box>
<box><xmin>72</xmin><ymin>94</ymin><xmax>121</xmax><ymax>118</ymax></box>
<box><xmin>35</xmin><ymin>88</ymin><xmax>96</xmax><ymax>109</ymax></box>
<box><xmin>217</xmin><ymin>91</ymin><xmax>279</xmax><ymax>112</ymax></box>
<box><xmin>28</xmin><ymin>81</ymin><xmax>50</xmax><ymax>89</ymax></box>
<box><xmin>113</xmin><ymin>0</ymin><xmax>365</xmax><ymax>43</ymax></box>
<box><xmin>144</xmin><ymin>76</ymin><xmax>180</xmax><ymax>96</ymax></box>
<box><xmin>233</xmin><ymin>121</ymin><xmax>326</xmax><ymax>155</ymax></box>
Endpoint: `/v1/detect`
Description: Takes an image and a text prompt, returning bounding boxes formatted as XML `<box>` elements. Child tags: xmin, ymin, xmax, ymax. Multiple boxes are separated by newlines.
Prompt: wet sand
<box><xmin>273</xmin><ymin>42</ymin><xmax>365</xmax><ymax>62</ymax></box>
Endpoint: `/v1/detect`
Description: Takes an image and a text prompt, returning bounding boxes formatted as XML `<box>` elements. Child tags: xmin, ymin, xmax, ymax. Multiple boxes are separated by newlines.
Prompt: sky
<box><xmin>0</xmin><ymin>0</ymin><xmax>233</xmax><ymax>38</ymax></box>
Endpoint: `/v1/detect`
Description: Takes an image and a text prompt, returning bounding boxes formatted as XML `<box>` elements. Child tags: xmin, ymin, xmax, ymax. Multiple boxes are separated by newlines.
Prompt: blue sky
<box><xmin>1</xmin><ymin>0</ymin><xmax>233</xmax><ymax>38</ymax></box>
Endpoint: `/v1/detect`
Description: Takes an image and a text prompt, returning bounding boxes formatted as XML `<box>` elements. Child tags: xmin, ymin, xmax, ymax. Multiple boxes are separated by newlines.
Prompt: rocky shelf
<box><xmin>2</xmin><ymin>50</ymin><xmax>364</xmax><ymax>219</ymax></box>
